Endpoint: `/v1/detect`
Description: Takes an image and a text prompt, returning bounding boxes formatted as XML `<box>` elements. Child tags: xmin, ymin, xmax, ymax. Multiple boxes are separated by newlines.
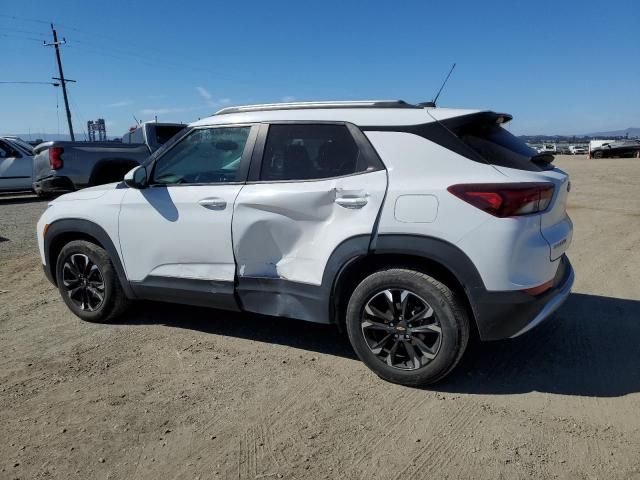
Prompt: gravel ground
<box><xmin>1</xmin><ymin>156</ymin><xmax>639</xmax><ymax>479</ymax></box>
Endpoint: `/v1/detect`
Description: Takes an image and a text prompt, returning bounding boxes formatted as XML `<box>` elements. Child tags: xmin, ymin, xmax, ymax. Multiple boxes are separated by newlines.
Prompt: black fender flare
<box><xmin>324</xmin><ymin>234</ymin><xmax>487</xmax><ymax>326</ymax></box>
<box><xmin>44</xmin><ymin>218</ymin><xmax>136</xmax><ymax>299</ymax></box>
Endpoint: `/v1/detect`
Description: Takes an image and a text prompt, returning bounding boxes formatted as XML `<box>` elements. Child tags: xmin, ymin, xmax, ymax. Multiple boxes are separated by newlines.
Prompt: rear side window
<box><xmin>454</xmin><ymin>121</ymin><xmax>548</xmax><ymax>172</ymax></box>
<box><xmin>260</xmin><ymin>124</ymin><xmax>372</xmax><ymax>181</ymax></box>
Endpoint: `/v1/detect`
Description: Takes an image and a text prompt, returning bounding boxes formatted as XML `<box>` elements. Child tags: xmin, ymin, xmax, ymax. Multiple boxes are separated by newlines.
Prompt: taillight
<box><xmin>49</xmin><ymin>147</ymin><xmax>64</xmax><ymax>170</ymax></box>
<box><xmin>447</xmin><ymin>182</ymin><xmax>554</xmax><ymax>217</ymax></box>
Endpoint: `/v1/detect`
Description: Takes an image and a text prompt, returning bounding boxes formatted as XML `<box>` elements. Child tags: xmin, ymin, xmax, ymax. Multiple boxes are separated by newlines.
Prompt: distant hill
<box><xmin>1</xmin><ymin>133</ymin><xmax>118</xmax><ymax>143</ymax></box>
<box><xmin>585</xmin><ymin>127</ymin><xmax>640</xmax><ymax>137</ymax></box>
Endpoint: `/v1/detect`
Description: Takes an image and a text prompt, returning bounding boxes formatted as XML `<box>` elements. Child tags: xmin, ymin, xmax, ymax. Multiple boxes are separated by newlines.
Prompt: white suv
<box><xmin>37</xmin><ymin>100</ymin><xmax>574</xmax><ymax>386</ymax></box>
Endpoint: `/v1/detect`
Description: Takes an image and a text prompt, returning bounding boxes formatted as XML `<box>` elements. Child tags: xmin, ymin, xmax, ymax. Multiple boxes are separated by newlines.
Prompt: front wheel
<box><xmin>55</xmin><ymin>240</ymin><xmax>130</xmax><ymax>322</ymax></box>
<box><xmin>345</xmin><ymin>269</ymin><xmax>470</xmax><ymax>387</ymax></box>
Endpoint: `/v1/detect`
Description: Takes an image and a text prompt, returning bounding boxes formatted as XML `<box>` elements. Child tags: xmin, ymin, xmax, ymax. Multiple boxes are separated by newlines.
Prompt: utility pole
<box><xmin>44</xmin><ymin>24</ymin><xmax>76</xmax><ymax>141</ymax></box>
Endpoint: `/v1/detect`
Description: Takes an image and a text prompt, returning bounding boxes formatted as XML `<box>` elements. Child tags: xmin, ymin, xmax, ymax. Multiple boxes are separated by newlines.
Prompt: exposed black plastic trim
<box><xmin>131</xmin><ymin>276</ymin><xmax>239</xmax><ymax>311</ymax></box>
<box><xmin>236</xmin><ymin>235</ymin><xmax>371</xmax><ymax>324</ymax></box>
<box><xmin>43</xmin><ymin>219</ymin><xmax>136</xmax><ymax>299</ymax></box>
<box><xmin>471</xmin><ymin>255</ymin><xmax>572</xmax><ymax>340</ymax></box>
<box><xmin>247</xmin><ymin>123</ymin><xmax>268</xmax><ymax>182</ymax></box>
<box><xmin>236</xmin><ymin>277</ymin><xmax>327</xmax><ymax>322</ymax></box>
<box><xmin>0</xmin><ymin>175</ymin><xmax>30</xmax><ymax>179</ymax></box>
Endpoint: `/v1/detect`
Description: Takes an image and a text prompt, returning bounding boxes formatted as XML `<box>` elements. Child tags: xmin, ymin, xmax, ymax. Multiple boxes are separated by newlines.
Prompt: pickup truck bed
<box><xmin>32</xmin><ymin>122</ymin><xmax>184</xmax><ymax>196</ymax></box>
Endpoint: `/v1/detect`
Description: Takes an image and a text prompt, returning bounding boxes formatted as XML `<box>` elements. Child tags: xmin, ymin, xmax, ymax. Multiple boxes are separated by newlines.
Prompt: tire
<box><xmin>35</xmin><ymin>190</ymin><xmax>54</xmax><ymax>199</ymax></box>
<box><xmin>345</xmin><ymin>268</ymin><xmax>470</xmax><ymax>387</ymax></box>
<box><xmin>593</xmin><ymin>151</ymin><xmax>603</xmax><ymax>159</ymax></box>
<box><xmin>55</xmin><ymin>240</ymin><xmax>130</xmax><ymax>323</ymax></box>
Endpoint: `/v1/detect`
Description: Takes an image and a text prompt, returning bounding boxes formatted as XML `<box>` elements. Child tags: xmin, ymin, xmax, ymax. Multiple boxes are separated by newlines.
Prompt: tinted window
<box><xmin>454</xmin><ymin>121</ymin><xmax>549</xmax><ymax>171</ymax></box>
<box><xmin>260</xmin><ymin>124</ymin><xmax>369</xmax><ymax>181</ymax></box>
<box><xmin>153</xmin><ymin>127</ymin><xmax>250</xmax><ymax>184</ymax></box>
<box><xmin>155</xmin><ymin>125</ymin><xmax>185</xmax><ymax>145</ymax></box>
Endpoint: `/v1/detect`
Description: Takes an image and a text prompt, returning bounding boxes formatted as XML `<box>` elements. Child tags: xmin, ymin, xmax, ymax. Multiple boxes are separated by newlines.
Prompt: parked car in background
<box><xmin>568</xmin><ymin>145</ymin><xmax>588</xmax><ymax>155</ymax></box>
<box><xmin>2</xmin><ymin>136</ymin><xmax>35</xmax><ymax>155</ymax></box>
<box><xmin>37</xmin><ymin>100</ymin><xmax>574</xmax><ymax>386</ymax></box>
<box><xmin>0</xmin><ymin>137</ymin><xmax>35</xmax><ymax>192</ymax></box>
<box><xmin>32</xmin><ymin>122</ymin><xmax>185</xmax><ymax>197</ymax></box>
<box><xmin>539</xmin><ymin>144</ymin><xmax>557</xmax><ymax>154</ymax></box>
<box><xmin>590</xmin><ymin>140</ymin><xmax>640</xmax><ymax>158</ymax></box>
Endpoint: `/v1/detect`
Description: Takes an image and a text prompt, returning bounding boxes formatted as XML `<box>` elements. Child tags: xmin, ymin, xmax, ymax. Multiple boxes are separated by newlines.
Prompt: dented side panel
<box><xmin>232</xmin><ymin>170</ymin><xmax>387</xmax><ymax>286</ymax></box>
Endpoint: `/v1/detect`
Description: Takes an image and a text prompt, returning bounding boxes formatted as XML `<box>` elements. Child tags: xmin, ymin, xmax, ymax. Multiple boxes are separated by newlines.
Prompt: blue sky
<box><xmin>1</xmin><ymin>0</ymin><xmax>638</xmax><ymax>137</ymax></box>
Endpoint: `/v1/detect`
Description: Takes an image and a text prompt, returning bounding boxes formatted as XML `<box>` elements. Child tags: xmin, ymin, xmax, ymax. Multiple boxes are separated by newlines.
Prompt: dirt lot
<box><xmin>1</xmin><ymin>155</ymin><xmax>639</xmax><ymax>480</ymax></box>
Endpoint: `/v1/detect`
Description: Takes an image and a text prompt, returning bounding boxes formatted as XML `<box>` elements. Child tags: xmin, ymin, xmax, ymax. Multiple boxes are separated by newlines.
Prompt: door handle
<box><xmin>335</xmin><ymin>196</ymin><xmax>368</xmax><ymax>209</ymax></box>
<box><xmin>198</xmin><ymin>197</ymin><xmax>227</xmax><ymax>210</ymax></box>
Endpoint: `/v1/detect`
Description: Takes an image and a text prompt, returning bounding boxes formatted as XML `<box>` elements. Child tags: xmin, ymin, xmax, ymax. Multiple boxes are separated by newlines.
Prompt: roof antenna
<box><xmin>420</xmin><ymin>63</ymin><xmax>456</xmax><ymax>108</ymax></box>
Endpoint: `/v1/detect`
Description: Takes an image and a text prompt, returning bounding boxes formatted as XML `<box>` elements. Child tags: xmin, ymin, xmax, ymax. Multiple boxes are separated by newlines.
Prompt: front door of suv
<box><xmin>118</xmin><ymin>125</ymin><xmax>257</xmax><ymax>309</ymax></box>
<box><xmin>232</xmin><ymin>122</ymin><xmax>388</xmax><ymax>321</ymax></box>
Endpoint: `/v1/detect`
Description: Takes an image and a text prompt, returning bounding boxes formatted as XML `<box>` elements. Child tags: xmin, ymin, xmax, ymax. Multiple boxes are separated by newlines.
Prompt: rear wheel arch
<box><xmin>329</xmin><ymin>235</ymin><xmax>485</xmax><ymax>334</ymax></box>
<box><xmin>45</xmin><ymin>219</ymin><xmax>135</xmax><ymax>299</ymax></box>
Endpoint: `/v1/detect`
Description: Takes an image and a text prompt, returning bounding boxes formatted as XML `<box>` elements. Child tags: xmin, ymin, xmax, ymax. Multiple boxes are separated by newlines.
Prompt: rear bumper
<box><xmin>33</xmin><ymin>175</ymin><xmax>74</xmax><ymax>194</ymax></box>
<box><xmin>472</xmin><ymin>255</ymin><xmax>574</xmax><ymax>341</ymax></box>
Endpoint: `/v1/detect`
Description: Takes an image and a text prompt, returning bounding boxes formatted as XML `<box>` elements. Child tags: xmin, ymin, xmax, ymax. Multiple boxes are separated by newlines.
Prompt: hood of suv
<box><xmin>53</xmin><ymin>182</ymin><xmax>121</xmax><ymax>202</ymax></box>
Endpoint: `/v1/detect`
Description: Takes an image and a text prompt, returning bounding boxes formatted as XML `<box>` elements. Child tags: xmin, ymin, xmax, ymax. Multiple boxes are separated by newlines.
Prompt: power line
<box><xmin>0</xmin><ymin>81</ymin><xmax>60</xmax><ymax>86</ymax></box>
<box><xmin>0</xmin><ymin>32</ymin><xmax>48</xmax><ymax>42</ymax></box>
<box><xmin>0</xmin><ymin>13</ymin><xmax>50</xmax><ymax>25</ymax></box>
<box><xmin>1</xmin><ymin>14</ymin><xmax>237</xmax><ymax>82</ymax></box>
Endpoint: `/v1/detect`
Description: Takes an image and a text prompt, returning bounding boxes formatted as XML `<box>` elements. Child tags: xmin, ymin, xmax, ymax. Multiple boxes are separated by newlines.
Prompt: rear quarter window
<box><xmin>448</xmin><ymin>118</ymin><xmax>551</xmax><ymax>172</ymax></box>
<box><xmin>459</xmin><ymin>123</ymin><xmax>545</xmax><ymax>171</ymax></box>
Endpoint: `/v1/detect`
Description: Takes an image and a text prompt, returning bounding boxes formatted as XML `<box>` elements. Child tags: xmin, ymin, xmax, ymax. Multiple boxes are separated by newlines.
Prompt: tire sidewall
<box><xmin>346</xmin><ymin>270</ymin><xmax>466</xmax><ymax>386</ymax></box>
<box><xmin>55</xmin><ymin>240</ymin><xmax>119</xmax><ymax>322</ymax></box>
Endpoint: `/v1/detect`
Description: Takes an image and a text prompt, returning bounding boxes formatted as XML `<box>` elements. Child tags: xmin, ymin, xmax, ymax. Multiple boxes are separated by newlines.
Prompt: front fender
<box><xmin>43</xmin><ymin>218</ymin><xmax>135</xmax><ymax>299</ymax></box>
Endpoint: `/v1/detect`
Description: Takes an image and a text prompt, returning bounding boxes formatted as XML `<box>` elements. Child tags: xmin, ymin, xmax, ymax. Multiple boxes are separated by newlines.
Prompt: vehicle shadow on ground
<box><xmin>117</xmin><ymin>301</ymin><xmax>355</xmax><ymax>359</ymax></box>
<box><xmin>436</xmin><ymin>293</ymin><xmax>640</xmax><ymax>397</ymax></box>
<box><xmin>116</xmin><ymin>292</ymin><xmax>640</xmax><ymax>397</ymax></box>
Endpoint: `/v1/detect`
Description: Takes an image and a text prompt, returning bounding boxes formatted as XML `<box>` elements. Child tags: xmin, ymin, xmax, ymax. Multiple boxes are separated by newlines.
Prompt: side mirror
<box><xmin>123</xmin><ymin>165</ymin><xmax>148</xmax><ymax>189</ymax></box>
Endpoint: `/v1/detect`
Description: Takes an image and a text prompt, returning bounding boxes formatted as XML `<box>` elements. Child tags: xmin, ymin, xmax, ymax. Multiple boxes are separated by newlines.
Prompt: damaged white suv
<box><xmin>37</xmin><ymin>100</ymin><xmax>574</xmax><ymax>386</ymax></box>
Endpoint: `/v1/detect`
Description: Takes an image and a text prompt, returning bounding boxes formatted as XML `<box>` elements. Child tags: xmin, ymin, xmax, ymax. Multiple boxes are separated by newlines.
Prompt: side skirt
<box><xmin>236</xmin><ymin>277</ymin><xmax>330</xmax><ymax>324</ymax></box>
<box><xmin>131</xmin><ymin>276</ymin><xmax>240</xmax><ymax>311</ymax></box>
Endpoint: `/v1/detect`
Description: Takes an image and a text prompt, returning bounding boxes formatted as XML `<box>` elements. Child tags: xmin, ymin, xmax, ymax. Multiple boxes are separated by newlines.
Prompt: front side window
<box><xmin>152</xmin><ymin>126</ymin><xmax>250</xmax><ymax>184</ymax></box>
<box><xmin>260</xmin><ymin>124</ymin><xmax>370</xmax><ymax>181</ymax></box>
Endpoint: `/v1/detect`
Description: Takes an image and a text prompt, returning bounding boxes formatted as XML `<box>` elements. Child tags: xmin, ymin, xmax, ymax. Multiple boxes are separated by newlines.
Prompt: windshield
<box><xmin>3</xmin><ymin>137</ymin><xmax>34</xmax><ymax>155</ymax></box>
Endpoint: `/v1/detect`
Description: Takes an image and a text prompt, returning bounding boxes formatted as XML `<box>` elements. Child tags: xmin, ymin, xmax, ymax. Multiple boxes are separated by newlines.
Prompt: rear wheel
<box><xmin>55</xmin><ymin>240</ymin><xmax>130</xmax><ymax>322</ymax></box>
<box><xmin>345</xmin><ymin>269</ymin><xmax>470</xmax><ymax>386</ymax></box>
<box><xmin>593</xmin><ymin>150</ymin><xmax>604</xmax><ymax>159</ymax></box>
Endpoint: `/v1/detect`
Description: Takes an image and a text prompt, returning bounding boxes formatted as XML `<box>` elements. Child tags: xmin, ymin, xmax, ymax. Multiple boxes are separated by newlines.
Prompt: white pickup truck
<box><xmin>0</xmin><ymin>137</ymin><xmax>35</xmax><ymax>193</ymax></box>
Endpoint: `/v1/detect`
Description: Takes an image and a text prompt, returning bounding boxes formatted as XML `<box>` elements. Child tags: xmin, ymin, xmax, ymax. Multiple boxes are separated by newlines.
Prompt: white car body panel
<box><xmin>366</xmin><ymin>131</ymin><xmax>569</xmax><ymax>291</ymax></box>
<box><xmin>117</xmin><ymin>184</ymin><xmax>243</xmax><ymax>282</ymax></box>
<box><xmin>233</xmin><ymin>169</ymin><xmax>387</xmax><ymax>285</ymax></box>
<box><xmin>37</xmin><ymin>184</ymin><xmax>126</xmax><ymax>267</ymax></box>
